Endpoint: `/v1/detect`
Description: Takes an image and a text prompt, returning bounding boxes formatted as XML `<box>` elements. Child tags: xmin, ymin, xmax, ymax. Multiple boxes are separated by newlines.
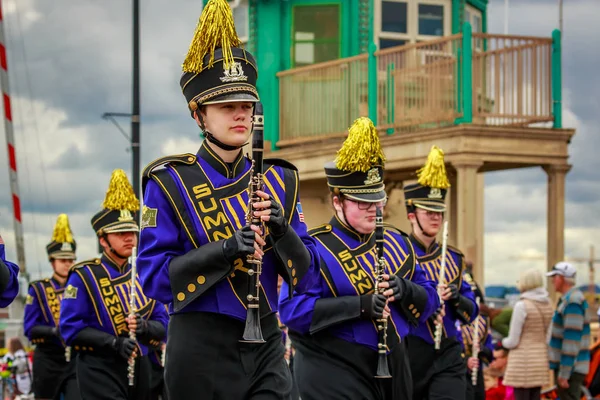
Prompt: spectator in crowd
<box><xmin>548</xmin><ymin>262</ymin><xmax>591</xmax><ymax>400</ymax></box>
<box><xmin>502</xmin><ymin>268</ymin><xmax>554</xmax><ymax>400</ymax></box>
<box><xmin>486</xmin><ymin>345</ymin><xmax>513</xmax><ymax>400</ymax></box>
<box><xmin>3</xmin><ymin>337</ymin><xmax>32</xmax><ymax>397</ymax></box>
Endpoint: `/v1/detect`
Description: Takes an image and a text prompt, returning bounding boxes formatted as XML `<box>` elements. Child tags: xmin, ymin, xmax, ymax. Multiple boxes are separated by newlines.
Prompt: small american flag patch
<box><xmin>296</xmin><ymin>202</ymin><xmax>305</xmax><ymax>223</ymax></box>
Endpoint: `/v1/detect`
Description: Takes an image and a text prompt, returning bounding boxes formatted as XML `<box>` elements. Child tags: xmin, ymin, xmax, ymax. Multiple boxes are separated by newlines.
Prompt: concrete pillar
<box><xmin>543</xmin><ymin>164</ymin><xmax>571</xmax><ymax>274</ymax></box>
<box><xmin>452</xmin><ymin>161</ymin><xmax>484</xmax><ymax>281</ymax></box>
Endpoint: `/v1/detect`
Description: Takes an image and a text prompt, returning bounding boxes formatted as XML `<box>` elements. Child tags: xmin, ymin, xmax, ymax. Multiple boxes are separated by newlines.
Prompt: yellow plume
<box><xmin>182</xmin><ymin>0</ymin><xmax>242</xmax><ymax>74</ymax></box>
<box><xmin>51</xmin><ymin>214</ymin><xmax>74</xmax><ymax>243</ymax></box>
<box><xmin>102</xmin><ymin>169</ymin><xmax>140</xmax><ymax>212</ymax></box>
<box><xmin>335</xmin><ymin>117</ymin><xmax>385</xmax><ymax>173</ymax></box>
<box><xmin>416</xmin><ymin>146</ymin><xmax>450</xmax><ymax>189</ymax></box>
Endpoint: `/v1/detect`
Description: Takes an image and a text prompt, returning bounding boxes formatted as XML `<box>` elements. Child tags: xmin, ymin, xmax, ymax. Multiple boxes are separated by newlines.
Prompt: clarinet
<box><xmin>128</xmin><ymin>246</ymin><xmax>138</xmax><ymax>386</ymax></box>
<box><xmin>241</xmin><ymin>102</ymin><xmax>266</xmax><ymax>343</ymax></box>
<box><xmin>471</xmin><ymin>296</ymin><xmax>481</xmax><ymax>386</ymax></box>
<box><xmin>374</xmin><ymin>207</ymin><xmax>392</xmax><ymax>379</ymax></box>
<box><xmin>434</xmin><ymin>221</ymin><xmax>449</xmax><ymax>350</ymax></box>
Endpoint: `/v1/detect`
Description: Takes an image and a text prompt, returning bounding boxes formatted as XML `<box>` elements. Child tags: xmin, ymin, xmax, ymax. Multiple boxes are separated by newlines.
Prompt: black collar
<box><xmin>101</xmin><ymin>252</ymin><xmax>128</xmax><ymax>274</ymax></box>
<box><xmin>197</xmin><ymin>141</ymin><xmax>246</xmax><ymax>179</ymax></box>
<box><xmin>409</xmin><ymin>233</ymin><xmax>439</xmax><ymax>254</ymax></box>
<box><xmin>330</xmin><ymin>215</ymin><xmax>373</xmax><ymax>243</ymax></box>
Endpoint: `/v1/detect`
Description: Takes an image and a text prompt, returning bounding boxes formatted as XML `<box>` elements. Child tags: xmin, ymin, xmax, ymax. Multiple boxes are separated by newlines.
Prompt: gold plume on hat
<box><xmin>102</xmin><ymin>169</ymin><xmax>140</xmax><ymax>212</ymax></box>
<box><xmin>335</xmin><ymin>117</ymin><xmax>385</xmax><ymax>173</ymax></box>
<box><xmin>182</xmin><ymin>0</ymin><xmax>242</xmax><ymax>74</ymax></box>
<box><xmin>416</xmin><ymin>146</ymin><xmax>450</xmax><ymax>189</ymax></box>
<box><xmin>51</xmin><ymin>214</ymin><xmax>74</xmax><ymax>243</ymax></box>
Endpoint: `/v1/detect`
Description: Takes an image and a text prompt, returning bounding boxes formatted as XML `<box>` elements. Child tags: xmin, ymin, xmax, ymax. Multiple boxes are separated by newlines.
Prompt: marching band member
<box><xmin>279</xmin><ymin>118</ymin><xmax>439</xmax><ymax>400</ymax></box>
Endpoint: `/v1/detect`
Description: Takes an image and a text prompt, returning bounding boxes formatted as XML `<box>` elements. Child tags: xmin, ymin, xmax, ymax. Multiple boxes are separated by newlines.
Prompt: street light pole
<box><xmin>131</xmin><ymin>0</ymin><xmax>141</xmax><ymax>211</ymax></box>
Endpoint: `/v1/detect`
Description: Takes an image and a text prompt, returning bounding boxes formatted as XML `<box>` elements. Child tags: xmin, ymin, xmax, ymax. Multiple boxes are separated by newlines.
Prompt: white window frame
<box><xmin>230</xmin><ymin>0</ymin><xmax>249</xmax><ymax>45</ymax></box>
<box><xmin>465</xmin><ymin>4</ymin><xmax>482</xmax><ymax>50</ymax></box>
<box><xmin>375</xmin><ymin>0</ymin><xmax>451</xmax><ymax>50</ymax></box>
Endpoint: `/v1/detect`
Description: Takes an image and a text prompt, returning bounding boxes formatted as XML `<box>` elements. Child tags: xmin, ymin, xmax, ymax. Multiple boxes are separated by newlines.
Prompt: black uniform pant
<box><xmin>407</xmin><ymin>336</ymin><xmax>466</xmax><ymax>400</ymax></box>
<box><xmin>149</xmin><ymin>360</ymin><xmax>167</xmax><ymax>400</ymax></box>
<box><xmin>32</xmin><ymin>345</ymin><xmax>67</xmax><ymax>399</ymax></box>
<box><xmin>465</xmin><ymin>365</ymin><xmax>484</xmax><ymax>400</ymax></box>
<box><xmin>54</xmin><ymin>356</ymin><xmax>81</xmax><ymax>400</ymax></box>
<box><xmin>76</xmin><ymin>352</ymin><xmax>151</xmax><ymax>400</ymax></box>
<box><xmin>291</xmin><ymin>332</ymin><xmax>412</xmax><ymax>400</ymax></box>
<box><xmin>165</xmin><ymin>312</ymin><xmax>292</xmax><ymax>400</ymax></box>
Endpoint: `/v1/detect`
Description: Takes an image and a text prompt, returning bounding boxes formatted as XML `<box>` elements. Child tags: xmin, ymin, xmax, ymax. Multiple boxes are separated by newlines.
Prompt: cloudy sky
<box><xmin>0</xmin><ymin>0</ymin><xmax>598</xmax><ymax>289</ymax></box>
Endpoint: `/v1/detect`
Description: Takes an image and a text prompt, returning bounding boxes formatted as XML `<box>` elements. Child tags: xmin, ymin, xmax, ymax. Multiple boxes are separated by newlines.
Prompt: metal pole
<box><xmin>559</xmin><ymin>0</ymin><xmax>563</xmax><ymax>36</ymax></box>
<box><xmin>131</xmin><ymin>0</ymin><xmax>141</xmax><ymax>210</ymax></box>
<box><xmin>0</xmin><ymin>0</ymin><xmax>26</xmax><ymax>275</ymax></box>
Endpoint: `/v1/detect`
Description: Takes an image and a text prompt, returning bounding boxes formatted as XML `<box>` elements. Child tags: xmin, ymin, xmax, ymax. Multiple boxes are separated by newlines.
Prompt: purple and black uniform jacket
<box><xmin>24</xmin><ymin>278</ymin><xmax>65</xmax><ymax>347</ymax></box>
<box><xmin>59</xmin><ymin>254</ymin><xmax>169</xmax><ymax>356</ymax></box>
<box><xmin>409</xmin><ymin>235</ymin><xmax>478</xmax><ymax>345</ymax></box>
<box><xmin>137</xmin><ymin>142</ymin><xmax>319</xmax><ymax>320</ymax></box>
<box><xmin>461</xmin><ymin>314</ymin><xmax>495</xmax><ymax>363</ymax></box>
<box><xmin>278</xmin><ymin>217</ymin><xmax>439</xmax><ymax>352</ymax></box>
<box><xmin>0</xmin><ymin>237</ymin><xmax>20</xmax><ymax>308</ymax></box>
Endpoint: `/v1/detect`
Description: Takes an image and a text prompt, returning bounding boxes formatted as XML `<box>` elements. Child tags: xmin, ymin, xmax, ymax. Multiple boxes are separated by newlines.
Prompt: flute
<box><xmin>433</xmin><ymin>221</ymin><xmax>449</xmax><ymax>350</ymax></box>
<box><xmin>128</xmin><ymin>246</ymin><xmax>138</xmax><ymax>386</ymax></box>
<box><xmin>471</xmin><ymin>296</ymin><xmax>481</xmax><ymax>386</ymax></box>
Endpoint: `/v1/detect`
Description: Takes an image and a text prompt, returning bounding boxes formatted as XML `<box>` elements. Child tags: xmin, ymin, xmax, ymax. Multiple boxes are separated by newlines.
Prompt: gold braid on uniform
<box><xmin>182</xmin><ymin>0</ymin><xmax>243</xmax><ymax>74</ymax></box>
<box><xmin>102</xmin><ymin>169</ymin><xmax>140</xmax><ymax>212</ymax></box>
<box><xmin>335</xmin><ymin>117</ymin><xmax>385</xmax><ymax>173</ymax></box>
<box><xmin>52</xmin><ymin>214</ymin><xmax>74</xmax><ymax>243</ymax></box>
<box><xmin>416</xmin><ymin>145</ymin><xmax>450</xmax><ymax>189</ymax></box>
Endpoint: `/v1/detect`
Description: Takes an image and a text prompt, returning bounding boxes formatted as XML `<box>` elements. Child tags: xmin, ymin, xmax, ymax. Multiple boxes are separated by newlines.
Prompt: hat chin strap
<box><xmin>414</xmin><ymin>209</ymin><xmax>436</xmax><ymax>238</ymax></box>
<box><xmin>103</xmin><ymin>235</ymin><xmax>128</xmax><ymax>260</ymax></box>
<box><xmin>197</xmin><ymin>106</ymin><xmax>254</xmax><ymax>152</ymax></box>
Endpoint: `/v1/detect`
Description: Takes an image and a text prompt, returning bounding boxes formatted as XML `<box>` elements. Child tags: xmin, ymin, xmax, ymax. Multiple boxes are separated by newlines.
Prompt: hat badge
<box><xmin>220</xmin><ymin>62</ymin><xmax>248</xmax><ymax>83</ymax></box>
<box><xmin>118</xmin><ymin>209</ymin><xmax>134</xmax><ymax>222</ymax></box>
<box><xmin>428</xmin><ymin>188</ymin><xmax>442</xmax><ymax>199</ymax></box>
<box><xmin>60</xmin><ymin>242</ymin><xmax>72</xmax><ymax>252</ymax></box>
<box><xmin>364</xmin><ymin>168</ymin><xmax>381</xmax><ymax>185</ymax></box>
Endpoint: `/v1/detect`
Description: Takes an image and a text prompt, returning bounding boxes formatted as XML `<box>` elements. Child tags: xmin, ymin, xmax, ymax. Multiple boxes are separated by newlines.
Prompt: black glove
<box><xmin>359</xmin><ymin>294</ymin><xmax>386</xmax><ymax>320</ymax></box>
<box><xmin>131</xmin><ymin>314</ymin><xmax>148</xmax><ymax>336</ymax></box>
<box><xmin>30</xmin><ymin>325</ymin><xmax>60</xmax><ymax>340</ymax></box>
<box><xmin>223</xmin><ymin>225</ymin><xmax>256</xmax><ymax>263</ymax></box>
<box><xmin>263</xmin><ymin>195</ymin><xmax>288</xmax><ymax>238</ymax></box>
<box><xmin>113</xmin><ymin>337</ymin><xmax>137</xmax><ymax>359</ymax></box>
<box><xmin>386</xmin><ymin>275</ymin><xmax>405</xmax><ymax>302</ymax></box>
<box><xmin>447</xmin><ymin>284</ymin><xmax>460</xmax><ymax>301</ymax></box>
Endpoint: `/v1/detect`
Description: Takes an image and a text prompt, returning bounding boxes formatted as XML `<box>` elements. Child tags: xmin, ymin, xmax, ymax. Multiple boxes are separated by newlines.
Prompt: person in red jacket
<box><xmin>486</xmin><ymin>346</ymin><xmax>513</xmax><ymax>400</ymax></box>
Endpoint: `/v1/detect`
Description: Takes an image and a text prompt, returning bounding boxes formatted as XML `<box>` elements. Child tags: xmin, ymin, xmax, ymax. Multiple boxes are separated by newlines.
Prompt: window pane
<box><xmin>232</xmin><ymin>1</ymin><xmax>248</xmax><ymax>39</ymax></box>
<box><xmin>381</xmin><ymin>1</ymin><xmax>407</xmax><ymax>34</ymax></box>
<box><xmin>418</xmin><ymin>4</ymin><xmax>444</xmax><ymax>36</ymax></box>
<box><xmin>473</xmin><ymin>14</ymin><xmax>481</xmax><ymax>33</ymax></box>
<box><xmin>380</xmin><ymin>38</ymin><xmax>406</xmax><ymax>49</ymax></box>
<box><xmin>293</xmin><ymin>5</ymin><xmax>340</xmax><ymax>66</ymax></box>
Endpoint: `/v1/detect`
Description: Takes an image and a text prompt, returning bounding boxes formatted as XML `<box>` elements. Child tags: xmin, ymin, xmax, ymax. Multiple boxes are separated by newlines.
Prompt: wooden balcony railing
<box><xmin>472</xmin><ymin>34</ymin><xmax>554</xmax><ymax>126</ymax></box>
<box><xmin>276</xmin><ymin>25</ymin><xmax>560</xmax><ymax>148</ymax></box>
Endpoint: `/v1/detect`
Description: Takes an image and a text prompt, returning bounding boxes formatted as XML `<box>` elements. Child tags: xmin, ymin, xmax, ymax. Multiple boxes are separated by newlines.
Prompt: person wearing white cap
<box><xmin>547</xmin><ymin>261</ymin><xmax>591</xmax><ymax>400</ymax></box>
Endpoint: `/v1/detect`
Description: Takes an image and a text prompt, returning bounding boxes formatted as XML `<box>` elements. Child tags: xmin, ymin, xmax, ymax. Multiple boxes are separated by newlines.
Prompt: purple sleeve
<box><xmin>59</xmin><ymin>272</ymin><xmax>94</xmax><ymax>345</ymax></box>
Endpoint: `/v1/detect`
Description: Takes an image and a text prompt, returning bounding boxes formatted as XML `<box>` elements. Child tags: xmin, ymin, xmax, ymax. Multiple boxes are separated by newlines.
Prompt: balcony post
<box><xmin>461</xmin><ymin>22</ymin><xmax>473</xmax><ymax>124</ymax></box>
<box><xmin>552</xmin><ymin>29</ymin><xmax>563</xmax><ymax>129</ymax></box>
<box><xmin>367</xmin><ymin>0</ymin><xmax>377</xmax><ymax>125</ymax></box>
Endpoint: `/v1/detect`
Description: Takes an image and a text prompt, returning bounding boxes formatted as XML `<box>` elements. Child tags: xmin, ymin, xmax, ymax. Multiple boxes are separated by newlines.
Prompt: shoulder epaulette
<box><xmin>69</xmin><ymin>258</ymin><xmax>101</xmax><ymax>272</ymax></box>
<box><xmin>142</xmin><ymin>154</ymin><xmax>197</xmax><ymax>178</ymax></box>
<box><xmin>383</xmin><ymin>223</ymin><xmax>409</xmax><ymax>237</ymax></box>
<box><xmin>308</xmin><ymin>223</ymin><xmax>332</xmax><ymax>237</ymax></box>
<box><xmin>264</xmin><ymin>158</ymin><xmax>298</xmax><ymax>172</ymax></box>
<box><xmin>28</xmin><ymin>278</ymin><xmax>48</xmax><ymax>287</ymax></box>
<box><xmin>447</xmin><ymin>245</ymin><xmax>465</xmax><ymax>257</ymax></box>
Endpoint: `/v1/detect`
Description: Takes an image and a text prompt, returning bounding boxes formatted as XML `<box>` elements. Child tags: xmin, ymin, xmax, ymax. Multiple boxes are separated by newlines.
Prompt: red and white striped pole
<box><xmin>0</xmin><ymin>0</ymin><xmax>26</xmax><ymax>274</ymax></box>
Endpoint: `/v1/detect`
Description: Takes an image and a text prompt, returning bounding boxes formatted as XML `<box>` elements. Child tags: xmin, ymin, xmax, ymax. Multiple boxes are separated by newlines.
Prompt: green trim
<box><xmin>455</xmin><ymin>22</ymin><xmax>473</xmax><ymax>124</ymax></box>
<box><xmin>551</xmin><ymin>29</ymin><xmax>562</xmax><ymax>129</ymax></box>
<box><xmin>367</xmin><ymin>0</ymin><xmax>376</xmax><ymax>124</ymax></box>
<box><xmin>452</xmin><ymin>0</ymin><xmax>461</xmax><ymax>34</ymax></box>
<box><xmin>466</xmin><ymin>0</ymin><xmax>488</xmax><ymax>13</ymax></box>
